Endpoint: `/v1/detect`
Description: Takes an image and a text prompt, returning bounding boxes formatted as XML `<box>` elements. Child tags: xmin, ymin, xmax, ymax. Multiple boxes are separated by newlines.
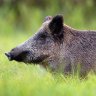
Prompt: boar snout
<box><xmin>5</xmin><ymin>52</ymin><xmax>13</xmax><ymax>61</ymax></box>
<box><xmin>5</xmin><ymin>50</ymin><xmax>30</xmax><ymax>62</ymax></box>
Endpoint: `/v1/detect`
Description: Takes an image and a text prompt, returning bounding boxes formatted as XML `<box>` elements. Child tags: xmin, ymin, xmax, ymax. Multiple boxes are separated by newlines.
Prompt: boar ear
<box><xmin>49</xmin><ymin>15</ymin><xmax>64</xmax><ymax>35</ymax></box>
<box><xmin>44</xmin><ymin>16</ymin><xmax>52</xmax><ymax>22</ymax></box>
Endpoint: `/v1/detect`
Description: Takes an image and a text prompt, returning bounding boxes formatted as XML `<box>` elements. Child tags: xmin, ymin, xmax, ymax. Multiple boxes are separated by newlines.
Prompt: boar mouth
<box><xmin>5</xmin><ymin>51</ymin><xmax>30</xmax><ymax>62</ymax></box>
<box><xmin>30</xmin><ymin>55</ymin><xmax>48</xmax><ymax>64</ymax></box>
<box><xmin>5</xmin><ymin>51</ymin><xmax>49</xmax><ymax>64</ymax></box>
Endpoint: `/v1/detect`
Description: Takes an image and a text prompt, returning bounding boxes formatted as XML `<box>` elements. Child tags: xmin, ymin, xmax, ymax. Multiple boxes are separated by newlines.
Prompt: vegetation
<box><xmin>0</xmin><ymin>0</ymin><xmax>96</xmax><ymax>96</ymax></box>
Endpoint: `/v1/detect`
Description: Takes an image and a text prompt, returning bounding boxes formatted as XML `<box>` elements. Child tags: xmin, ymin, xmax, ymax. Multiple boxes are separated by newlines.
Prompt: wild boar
<box><xmin>5</xmin><ymin>15</ymin><xmax>96</xmax><ymax>76</ymax></box>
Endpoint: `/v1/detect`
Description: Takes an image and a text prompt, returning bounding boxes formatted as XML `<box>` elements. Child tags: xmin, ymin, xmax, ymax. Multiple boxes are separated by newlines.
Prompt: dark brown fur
<box><xmin>5</xmin><ymin>15</ymin><xmax>96</xmax><ymax>76</ymax></box>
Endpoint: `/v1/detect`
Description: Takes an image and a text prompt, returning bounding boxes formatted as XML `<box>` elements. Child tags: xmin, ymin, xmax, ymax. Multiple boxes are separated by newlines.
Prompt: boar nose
<box><xmin>5</xmin><ymin>52</ymin><xmax>13</xmax><ymax>61</ymax></box>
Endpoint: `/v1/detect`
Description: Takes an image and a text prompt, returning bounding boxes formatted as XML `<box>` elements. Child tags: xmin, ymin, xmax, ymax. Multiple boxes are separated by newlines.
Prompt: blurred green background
<box><xmin>0</xmin><ymin>0</ymin><xmax>96</xmax><ymax>96</ymax></box>
<box><xmin>1</xmin><ymin>0</ymin><xmax>96</xmax><ymax>34</ymax></box>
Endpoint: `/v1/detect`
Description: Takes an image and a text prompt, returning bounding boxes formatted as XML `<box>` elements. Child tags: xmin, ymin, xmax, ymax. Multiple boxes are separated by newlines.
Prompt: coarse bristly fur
<box><xmin>5</xmin><ymin>14</ymin><xmax>96</xmax><ymax>77</ymax></box>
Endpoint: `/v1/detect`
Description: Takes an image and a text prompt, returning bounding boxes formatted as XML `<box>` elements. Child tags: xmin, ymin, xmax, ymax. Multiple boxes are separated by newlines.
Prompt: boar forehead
<box><xmin>18</xmin><ymin>21</ymin><xmax>54</xmax><ymax>49</ymax></box>
<box><xmin>32</xmin><ymin>21</ymin><xmax>53</xmax><ymax>42</ymax></box>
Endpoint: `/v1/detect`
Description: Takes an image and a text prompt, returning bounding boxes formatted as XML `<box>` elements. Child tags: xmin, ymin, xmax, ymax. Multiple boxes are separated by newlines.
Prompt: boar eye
<box><xmin>40</xmin><ymin>34</ymin><xmax>46</xmax><ymax>39</ymax></box>
<box><xmin>39</xmin><ymin>33</ymin><xmax>47</xmax><ymax>40</ymax></box>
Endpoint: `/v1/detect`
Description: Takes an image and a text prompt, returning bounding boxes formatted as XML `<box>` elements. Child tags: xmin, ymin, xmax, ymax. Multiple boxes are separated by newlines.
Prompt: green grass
<box><xmin>1</xmin><ymin>6</ymin><xmax>96</xmax><ymax>96</ymax></box>
<box><xmin>1</xmin><ymin>44</ymin><xmax>96</xmax><ymax>96</ymax></box>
